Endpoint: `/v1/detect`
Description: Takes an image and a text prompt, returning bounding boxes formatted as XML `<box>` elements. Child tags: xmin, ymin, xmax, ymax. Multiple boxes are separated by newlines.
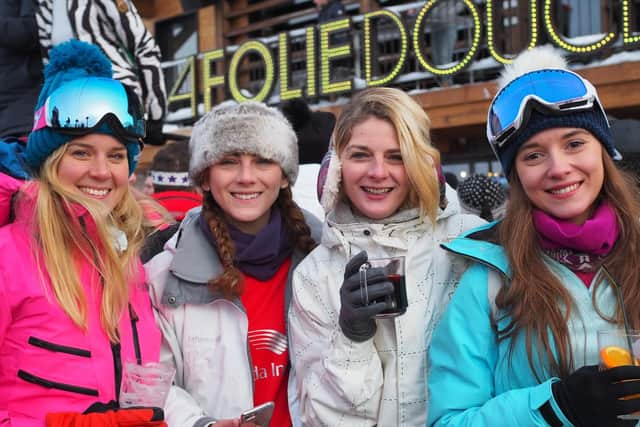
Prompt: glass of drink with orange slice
<box><xmin>598</xmin><ymin>329</ymin><xmax>640</xmax><ymax>420</ymax></box>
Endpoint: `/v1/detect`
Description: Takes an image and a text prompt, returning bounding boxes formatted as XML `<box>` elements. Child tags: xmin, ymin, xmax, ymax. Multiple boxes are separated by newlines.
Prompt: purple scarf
<box><xmin>199</xmin><ymin>208</ymin><xmax>293</xmax><ymax>280</ymax></box>
<box><xmin>532</xmin><ymin>201</ymin><xmax>619</xmax><ymax>272</ymax></box>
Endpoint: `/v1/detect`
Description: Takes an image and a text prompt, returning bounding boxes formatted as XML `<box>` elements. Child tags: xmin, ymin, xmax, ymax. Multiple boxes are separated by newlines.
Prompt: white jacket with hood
<box><xmin>146</xmin><ymin>208</ymin><xmax>321</xmax><ymax>427</ymax></box>
<box><xmin>288</xmin><ymin>186</ymin><xmax>484</xmax><ymax>427</ymax></box>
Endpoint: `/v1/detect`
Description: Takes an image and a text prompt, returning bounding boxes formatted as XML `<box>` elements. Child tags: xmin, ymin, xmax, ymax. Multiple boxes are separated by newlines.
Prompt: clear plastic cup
<box><xmin>597</xmin><ymin>329</ymin><xmax>640</xmax><ymax>420</ymax></box>
<box><xmin>119</xmin><ymin>361</ymin><xmax>175</xmax><ymax>408</ymax></box>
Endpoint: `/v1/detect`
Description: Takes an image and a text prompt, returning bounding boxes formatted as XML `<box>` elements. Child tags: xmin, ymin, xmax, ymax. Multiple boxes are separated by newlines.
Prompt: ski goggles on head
<box><xmin>32</xmin><ymin>77</ymin><xmax>146</xmax><ymax>140</ymax></box>
<box><xmin>486</xmin><ymin>69</ymin><xmax>608</xmax><ymax>150</ymax></box>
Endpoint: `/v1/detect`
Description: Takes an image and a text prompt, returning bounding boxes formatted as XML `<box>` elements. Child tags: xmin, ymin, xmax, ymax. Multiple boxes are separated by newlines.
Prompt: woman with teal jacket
<box><xmin>427</xmin><ymin>46</ymin><xmax>640</xmax><ymax>426</ymax></box>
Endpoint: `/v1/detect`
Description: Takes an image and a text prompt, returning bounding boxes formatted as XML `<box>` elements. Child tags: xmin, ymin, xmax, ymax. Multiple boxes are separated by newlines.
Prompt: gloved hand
<box><xmin>339</xmin><ymin>251</ymin><xmax>394</xmax><ymax>342</ymax></box>
<box><xmin>46</xmin><ymin>403</ymin><xmax>167</xmax><ymax>427</ymax></box>
<box><xmin>551</xmin><ymin>364</ymin><xmax>640</xmax><ymax>427</ymax></box>
<box><xmin>145</xmin><ymin>119</ymin><xmax>165</xmax><ymax>146</ymax></box>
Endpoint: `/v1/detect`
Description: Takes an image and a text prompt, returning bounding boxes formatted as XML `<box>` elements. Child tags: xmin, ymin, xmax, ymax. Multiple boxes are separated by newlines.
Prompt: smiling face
<box><xmin>204</xmin><ymin>152</ymin><xmax>288</xmax><ymax>234</ymax></box>
<box><xmin>57</xmin><ymin>134</ymin><xmax>130</xmax><ymax>212</ymax></box>
<box><xmin>515</xmin><ymin>127</ymin><xmax>605</xmax><ymax>224</ymax></box>
<box><xmin>339</xmin><ymin>116</ymin><xmax>410</xmax><ymax>220</ymax></box>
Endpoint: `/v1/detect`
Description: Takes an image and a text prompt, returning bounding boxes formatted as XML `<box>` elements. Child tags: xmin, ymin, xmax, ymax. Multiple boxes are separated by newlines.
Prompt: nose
<box><xmin>236</xmin><ymin>159</ymin><xmax>257</xmax><ymax>183</ymax></box>
<box><xmin>89</xmin><ymin>155</ymin><xmax>110</xmax><ymax>180</ymax></box>
<box><xmin>367</xmin><ymin>156</ymin><xmax>389</xmax><ymax>180</ymax></box>
<box><xmin>547</xmin><ymin>151</ymin><xmax>572</xmax><ymax>178</ymax></box>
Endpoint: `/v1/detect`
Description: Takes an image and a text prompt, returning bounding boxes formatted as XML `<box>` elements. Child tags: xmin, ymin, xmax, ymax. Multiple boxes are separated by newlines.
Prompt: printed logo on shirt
<box><xmin>248</xmin><ymin>329</ymin><xmax>287</xmax><ymax>355</ymax></box>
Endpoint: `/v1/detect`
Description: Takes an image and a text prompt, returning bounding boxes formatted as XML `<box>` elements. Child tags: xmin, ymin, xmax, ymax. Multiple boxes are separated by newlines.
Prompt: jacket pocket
<box><xmin>18</xmin><ymin>369</ymin><xmax>99</xmax><ymax>396</ymax></box>
<box><xmin>28</xmin><ymin>336</ymin><xmax>91</xmax><ymax>357</ymax></box>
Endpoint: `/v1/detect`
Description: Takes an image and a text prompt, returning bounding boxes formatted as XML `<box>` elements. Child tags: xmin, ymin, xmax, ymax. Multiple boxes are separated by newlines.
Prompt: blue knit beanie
<box><xmin>26</xmin><ymin>40</ymin><xmax>141</xmax><ymax>175</ymax></box>
<box><xmin>496</xmin><ymin>105</ymin><xmax>615</xmax><ymax>178</ymax></box>
<box><xmin>490</xmin><ymin>46</ymin><xmax>618</xmax><ymax>178</ymax></box>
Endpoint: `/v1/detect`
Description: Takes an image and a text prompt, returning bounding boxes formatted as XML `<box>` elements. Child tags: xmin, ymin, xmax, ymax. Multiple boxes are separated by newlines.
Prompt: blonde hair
<box><xmin>332</xmin><ymin>87</ymin><xmax>441</xmax><ymax>223</ymax></box>
<box><xmin>32</xmin><ymin>144</ymin><xmax>146</xmax><ymax>342</ymax></box>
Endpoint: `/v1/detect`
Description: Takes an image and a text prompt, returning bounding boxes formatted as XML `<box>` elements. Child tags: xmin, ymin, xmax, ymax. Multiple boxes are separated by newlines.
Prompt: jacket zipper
<box><xmin>129</xmin><ymin>303</ymin><xmax>142</xmax><ymax>365</ymax></box>
<box><xmin>28</xmin><ymin>336</ymin><xmax>91</xmax><ymax>357</ymax></box>
<box><xmin>18</xmin><ymin>369</ymin><xmax>99</xmax><ymax>396</ymax></box>
<box><xmin>111</xmin><ymin>342</ymin><xmax>122</xmax><ymax>399</ymax></box>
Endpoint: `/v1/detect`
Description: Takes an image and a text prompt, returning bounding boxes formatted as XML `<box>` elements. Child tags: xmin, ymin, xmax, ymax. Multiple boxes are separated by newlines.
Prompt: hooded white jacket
<box><xmin>146</xmin><ymin>208</ymin><xmax>321</xmax><ymax>427</ymax></box>
<box><xmin>288</xmin><ymin>191</ymin><xmax>484</xmax><ymax>427</ymax></box>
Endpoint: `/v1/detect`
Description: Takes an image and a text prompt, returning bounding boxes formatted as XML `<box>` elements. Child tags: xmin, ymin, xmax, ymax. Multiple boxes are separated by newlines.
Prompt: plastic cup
<box><xmin>119</xmin><ymin>361</ymin><xmax>176</xmax><ymax>408</ymax></box>
<box><xmin>598</xmin><ymin>329</ymin><xmax>640</xmax><ymax>420</ymax></box>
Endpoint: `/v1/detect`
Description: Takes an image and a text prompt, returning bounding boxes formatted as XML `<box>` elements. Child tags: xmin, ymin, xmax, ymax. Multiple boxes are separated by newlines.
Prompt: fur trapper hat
<box><xmin>189</xmin><ymin>100</ymin><xmax>299</xmax><ymax>184</ymax></box>
<box><xmin>26</xmin><ymin>39</ymin><xmax>141</xmax><ymax>175</ymax></box>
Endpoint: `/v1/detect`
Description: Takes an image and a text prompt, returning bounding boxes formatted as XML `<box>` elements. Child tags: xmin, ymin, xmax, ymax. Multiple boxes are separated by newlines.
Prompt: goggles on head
<box><xmin>32</xmin><ymin>77</ymin><xmax>146</xmax><ymax>141</ymax></box>
<box><xmin>486</xmin><ymin>69</ymin><xmax>608</xmax><ymax>153</ymax></box>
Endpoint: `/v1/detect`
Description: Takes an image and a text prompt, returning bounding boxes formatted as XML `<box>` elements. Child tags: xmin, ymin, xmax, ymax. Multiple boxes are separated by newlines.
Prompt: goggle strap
<box><xmin>32</xmin><ymin>105</ymin><xmax>49</xmax><ymax>133</ymax></box>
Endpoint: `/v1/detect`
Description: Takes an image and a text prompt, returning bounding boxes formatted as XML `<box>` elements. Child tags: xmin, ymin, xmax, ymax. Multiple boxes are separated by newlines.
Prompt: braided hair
<box><xmin>202</xmin><ymin>187</ymin><xmax>316</xmax><ymax>298</ymax></box>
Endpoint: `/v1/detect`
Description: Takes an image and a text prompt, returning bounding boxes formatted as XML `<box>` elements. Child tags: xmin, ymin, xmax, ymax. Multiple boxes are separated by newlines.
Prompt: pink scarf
<box><xmin>532</xmin><ymin>201</ymin><xmax>619</xmax><ymax>283</ymax></box>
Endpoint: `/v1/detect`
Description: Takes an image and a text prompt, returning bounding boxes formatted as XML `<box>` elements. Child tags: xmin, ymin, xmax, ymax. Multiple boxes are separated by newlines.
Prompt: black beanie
<box><xmin>496</xmin><ymin>105</ymin><xmax>615</xmax><ymax>178</ymax></box>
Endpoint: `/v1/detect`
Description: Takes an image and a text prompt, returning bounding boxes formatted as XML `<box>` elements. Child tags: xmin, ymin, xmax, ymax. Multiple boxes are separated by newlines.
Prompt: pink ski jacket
<box><xmin>0</xmin><ymin>179</ymin><xmax>161</xmax><ymax>426</ymax></box>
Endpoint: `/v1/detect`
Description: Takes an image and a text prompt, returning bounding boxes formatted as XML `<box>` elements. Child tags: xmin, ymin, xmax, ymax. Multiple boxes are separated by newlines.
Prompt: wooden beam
<box><xmin>225</xmin><ymin>0</ymin><xmax>291</xmax><ymax>19</ymax></box>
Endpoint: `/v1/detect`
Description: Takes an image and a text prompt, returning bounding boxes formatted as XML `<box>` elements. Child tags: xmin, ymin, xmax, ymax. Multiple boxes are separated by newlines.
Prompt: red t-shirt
<box><xmin>240</xmin><ymin>257</ymin><xmax>292</xmax><ymax>427</ymax></box>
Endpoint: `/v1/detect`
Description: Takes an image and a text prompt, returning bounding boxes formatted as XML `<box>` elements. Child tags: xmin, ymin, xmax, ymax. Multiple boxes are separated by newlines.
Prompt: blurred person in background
<box><xmin>281</xmin><ymin>98</ymin><xmax>336</xmax><ymax>221</ymax></box>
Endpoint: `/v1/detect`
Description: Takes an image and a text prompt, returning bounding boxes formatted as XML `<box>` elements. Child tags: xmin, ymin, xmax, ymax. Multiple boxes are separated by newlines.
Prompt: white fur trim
<box><xmin>497</xmin><ymin>45</ymin><xmax>568</xmax><ymax>90</ymax></box>
<box><xmin>320</xmin><ymin>151</ymin><xmax>342</xmax><ymax>212</ymax></box>
<box><xmin>189</xmin><ymin>101</ymin><xmax>299</xmax><ymax>185</ymax></box>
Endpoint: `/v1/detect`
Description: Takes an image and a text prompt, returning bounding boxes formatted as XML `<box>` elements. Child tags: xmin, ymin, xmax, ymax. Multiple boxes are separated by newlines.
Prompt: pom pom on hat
<box><xmin>26</xmin><ymin>40</ymin><xmax>140</xmax><ymax>175</ymax></box>
<box><xmin>457</xmin><ymin>174</ymin><xmax>507</xmax><ymax>222</ymax></box>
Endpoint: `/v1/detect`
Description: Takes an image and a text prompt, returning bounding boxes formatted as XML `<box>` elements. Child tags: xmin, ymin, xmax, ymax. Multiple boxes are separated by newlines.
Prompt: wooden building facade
<box><xmin>133</xmin><ymin>0</ymin><xmax>640</xmax><ymax>178</ymax></box>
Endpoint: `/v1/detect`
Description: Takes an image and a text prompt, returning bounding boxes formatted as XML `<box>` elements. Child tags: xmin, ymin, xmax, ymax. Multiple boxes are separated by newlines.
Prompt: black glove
<box><xmin>145</xmin><ymin>119</ymin><xmax>165</xmax><ymax>146</ymax></box>
<box><xmin>338</xmin><ymin>251</ymin><xmax>394</xmax><ymax>342</ymax></box>
<box><xmin>550</xmin><ymin>364</ymin><xmax>640</xmax><ymax>427</ymax></box>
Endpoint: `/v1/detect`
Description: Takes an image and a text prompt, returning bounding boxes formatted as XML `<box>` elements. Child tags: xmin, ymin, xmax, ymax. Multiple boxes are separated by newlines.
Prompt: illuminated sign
<box><xmin>167</xmin><ymin>0</ymin><xmax>640</xmax><ymax>116</ymax></box>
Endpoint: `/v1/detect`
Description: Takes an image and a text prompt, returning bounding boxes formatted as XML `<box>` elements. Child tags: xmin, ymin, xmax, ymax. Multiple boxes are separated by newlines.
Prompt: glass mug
<box><xmin>358</xmin><ymin>256</ymin><xmax>408</xmax><ymax>318</ymax></box>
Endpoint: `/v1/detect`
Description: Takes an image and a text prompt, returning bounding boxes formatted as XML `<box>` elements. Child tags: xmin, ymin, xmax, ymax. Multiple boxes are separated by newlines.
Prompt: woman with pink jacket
<box><xmin>0</xmin><ymin>40</ymin><xmax>162</xmax><ymax>425</ymax></box>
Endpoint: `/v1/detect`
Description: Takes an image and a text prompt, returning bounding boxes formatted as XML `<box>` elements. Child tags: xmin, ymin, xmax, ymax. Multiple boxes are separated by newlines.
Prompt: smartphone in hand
<box><xmin>240</xmin><ymin>401</ymin><xmax>274</xmax><ymax>426</ymax></box>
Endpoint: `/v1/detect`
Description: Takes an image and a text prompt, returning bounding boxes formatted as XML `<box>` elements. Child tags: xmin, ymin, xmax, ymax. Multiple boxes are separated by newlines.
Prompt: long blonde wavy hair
<box><xmin>29</xmin><ymin>143</ymin><xmax>146</xmax><ymax>343</ymax></box>
<box><xmin>497</xmin><ymin>153</ymin><xmax>640</xmax><ymax>379</ymax></box>
<box><xmin>332</xmin><ymin>87</ymin><xmax>442</xmax><ymax>224</ymax></box>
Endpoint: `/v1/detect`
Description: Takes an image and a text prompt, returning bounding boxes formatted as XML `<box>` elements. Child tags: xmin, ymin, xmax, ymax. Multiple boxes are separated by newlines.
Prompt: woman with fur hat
<box><xmin>145</xmin><ymin>101</ymin><xmax>321</xmax><ymax>426</ymax></box>
<box><xmin>428</xmin><ymin>46</ymin><xmax>640</xmax><ymax>426</ymax></box>
<box><xmin>0</xmin><ymin>39</ymin><xmax>163</xmax><ymax>424</ymax></box>
<box><xmin>287</xmin><ymin>87</ymin><xmax>484</xmax><ymax>426</ymax></box>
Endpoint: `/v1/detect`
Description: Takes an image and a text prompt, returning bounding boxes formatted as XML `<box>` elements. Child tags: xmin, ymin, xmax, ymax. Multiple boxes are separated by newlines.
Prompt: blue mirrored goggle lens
<box><xmin>41</xmin><ymin>77</ymin><xmax>145</xmax><ymax>138</ymax></box>
<box><xmin>489</xmin><ymin>70</ymin><xmax>590</xmax><ymax>139</ymax></box>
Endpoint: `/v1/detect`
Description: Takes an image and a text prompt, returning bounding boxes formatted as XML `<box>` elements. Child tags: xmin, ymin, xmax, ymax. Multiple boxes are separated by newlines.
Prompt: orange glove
<box><xmin>46</xmin><ymin>407</ymin><xmax>167</xmax><ymax>427</ymax></box>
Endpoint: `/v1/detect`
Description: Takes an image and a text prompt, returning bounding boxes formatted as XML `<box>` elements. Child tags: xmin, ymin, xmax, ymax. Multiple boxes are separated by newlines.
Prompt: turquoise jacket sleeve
<box><xmin>427</xmin><ymin>263</ymin><xmax>571</xmax><ymax>427</ymax></box>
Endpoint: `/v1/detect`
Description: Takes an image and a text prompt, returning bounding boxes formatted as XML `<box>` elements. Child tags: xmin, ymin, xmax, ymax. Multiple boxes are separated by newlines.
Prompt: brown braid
<box><xmin>277</xmin><ymin>186</ymin><xmax>317</xmax><ymax>254</ymax></box>
<box><xmin>201</xmin><ymin>192</ymin><xmax>245</xmax><ymax>298</ymax></box>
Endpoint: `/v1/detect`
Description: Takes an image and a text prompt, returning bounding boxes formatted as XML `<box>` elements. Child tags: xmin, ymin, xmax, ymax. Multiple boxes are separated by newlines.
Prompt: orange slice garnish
<box><xmin>601</xmin><ymin>346</ymin><xmax>639</xmax><ymax>368</ymax></box>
